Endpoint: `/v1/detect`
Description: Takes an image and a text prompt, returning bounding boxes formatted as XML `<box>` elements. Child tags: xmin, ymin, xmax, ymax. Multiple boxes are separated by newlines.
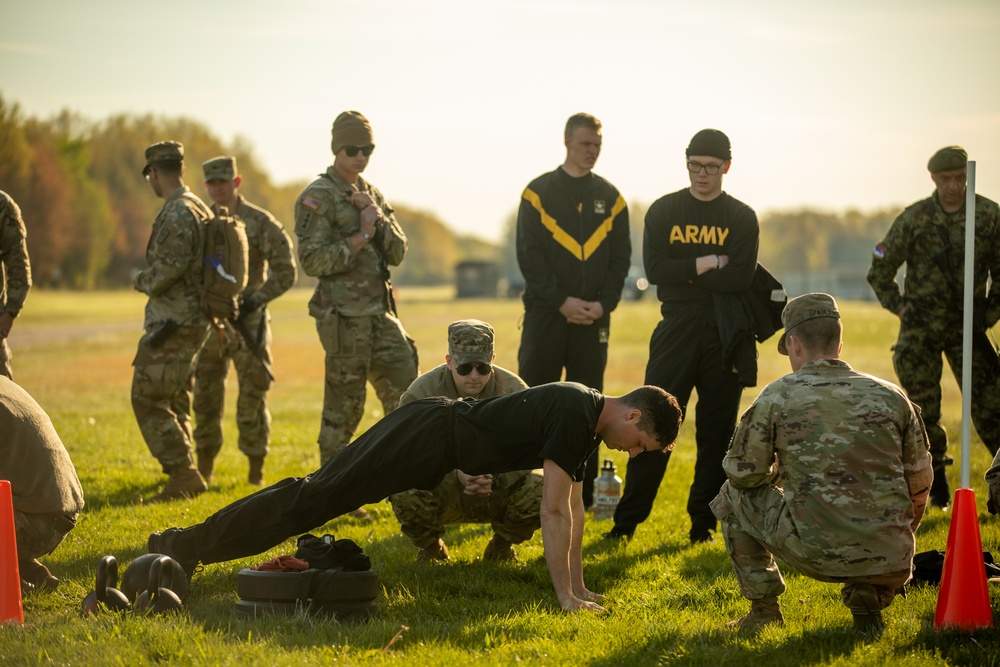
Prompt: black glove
<box><xmin>295</xmin><ymin>533</ymin><xmax>371</xmax><ymax>572</ymax></box>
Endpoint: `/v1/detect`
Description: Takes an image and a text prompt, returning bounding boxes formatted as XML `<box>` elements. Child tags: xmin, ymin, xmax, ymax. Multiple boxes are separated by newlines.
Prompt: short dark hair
<box><xmin>564</xmin><ymin>113</ymin><xmax>602</xmax><ymax>141</ymax></box>
<box><xmin>620</xmin><ymin>385</ymin><xmax>682</xmax><ymax>452</ymax></box>
<box><xmin>150</xmin><ymin>159</ymin><xmax>183</xmax><ymax>177</ymax></box>
<box><xmin>789</xmin><ymin>317</ymin><xmax>841</xmax><ymax>356</ymax></box>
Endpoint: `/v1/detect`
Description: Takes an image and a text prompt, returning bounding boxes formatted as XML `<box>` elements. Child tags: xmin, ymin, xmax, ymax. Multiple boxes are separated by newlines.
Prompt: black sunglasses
<box><xmin>344</xmin><ymin>145</ymin><xmax>375</xmax><ymax>157</ymax></box>
<box><xmin>455</xmin><ymin>362</ymin><xmax>493</xmax><ymax>376</ymax></box>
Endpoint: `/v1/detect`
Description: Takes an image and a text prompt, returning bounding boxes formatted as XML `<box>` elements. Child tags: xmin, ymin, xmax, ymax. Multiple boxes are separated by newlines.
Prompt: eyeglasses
<box><xmin>344</xmin><ymin>145</ymin><xmax>375</xmax><ymax>158</ymax></box>
<box><xmin>455</xmin><ymin>362</ymin><xmax>493</xmax><ymax>376</ymax></box>
<box><xmin>687</xmin><ymin>161</ymin><xmax>724</xmax><ymax>175</ymax></box>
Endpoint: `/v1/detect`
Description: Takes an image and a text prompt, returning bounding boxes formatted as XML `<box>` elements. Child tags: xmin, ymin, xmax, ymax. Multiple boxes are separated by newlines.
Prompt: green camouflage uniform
<box><xmin>193</xmin><ymin>195</ymin><xmax>297</xmax><ymax>461</ymax></box>
<box><xmin>295</xmin><ymin>166</ymin><xmax>418</xmax><ymax>463</ymax></box>
<box><xmin>867</xmin><ymin>192</ymin><xmax>1000</xmax><ymax>478</ymax></box>
<box><xmin>389</xmin><ymin>362</ymin><xmax>542</xmax><ymax>549</ymax></box>
<box><xmin>131</xmin><ymin>186</ymin><xmax>213</xmax><ymax>472</ymax></box>
<box><xmin>987</xmin><ymin>448</ymin><xmax>1000</xmax><ymax>515</ymax></box>
<box><xmin>710</xmin><ymin>359</ymin><xmax>933</xmax><ymax>613</ymax></box>
<box><xmin>0</xmin><ymin>191</ymin><xmax>32</xmax><ymax>380</ymax></box>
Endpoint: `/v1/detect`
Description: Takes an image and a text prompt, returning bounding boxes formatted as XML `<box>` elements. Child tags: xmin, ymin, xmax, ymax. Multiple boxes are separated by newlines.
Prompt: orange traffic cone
<box><xmin>0</xmin><ymin>480</ymin><xmax>24</xmax><ymax>625</ymax></box>
<box><xmin>934</xmin><ymin>488</ymin><xmax>993</xmax><ymax>629</ymax></box>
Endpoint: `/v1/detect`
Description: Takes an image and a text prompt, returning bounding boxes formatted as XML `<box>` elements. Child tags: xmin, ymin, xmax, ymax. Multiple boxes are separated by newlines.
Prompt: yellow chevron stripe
<box><xmin>522</xmin><ymin>188</ymin><xmax>582</xmax><ymax>259</ymax></box>
<box><xmin>582</xmin><ymin>195</ymin><xmax>626</xmax><ymax>260</ymax></box>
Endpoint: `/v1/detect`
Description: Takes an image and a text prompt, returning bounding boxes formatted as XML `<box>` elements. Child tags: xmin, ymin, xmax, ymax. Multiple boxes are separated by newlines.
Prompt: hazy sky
<box><xmin>2</xmin><ymin>0</ymin><xmax>998</xmax><ymax>241</ymax></box>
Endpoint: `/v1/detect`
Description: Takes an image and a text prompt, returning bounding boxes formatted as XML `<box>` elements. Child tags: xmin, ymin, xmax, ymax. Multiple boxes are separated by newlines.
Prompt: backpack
<box><xmin>192</xmin><ymin>201</ymin><xmax>248</xmax><ymax>321</ymax></box>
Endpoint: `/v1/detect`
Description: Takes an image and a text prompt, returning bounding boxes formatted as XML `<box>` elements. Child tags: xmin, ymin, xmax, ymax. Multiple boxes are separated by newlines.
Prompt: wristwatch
<box><xmin>358</xmin><ymin>229</ymin><xmax>371</xmax><ymax>241</ymax></box>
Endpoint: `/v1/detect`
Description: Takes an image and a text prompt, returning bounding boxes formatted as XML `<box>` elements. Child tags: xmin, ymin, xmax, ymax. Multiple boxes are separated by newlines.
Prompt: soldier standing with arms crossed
<box><xmin>193</xmin><ymin>156</ymin><xmax>298</xmax><ymax>487</ymax></box>
<box><xmin>516</xmin><ymin>113</ymin><xmax>631</xmax><ymax>509</ymax></box>
<box><xmin>0</xmin><ymin>190</ymin><xmax>31</xmax><ymax>380</ymax></box>
<box><xmin>132</xmin><ymin>141</ymin><xmax>217</xmax><ymax>502</ymax></box>
<box><xmin>867</xmin><ymin>146</ymin><xmax>1000</xmax><ymax>510</ymax></box>
<box><xmin>294</xmin><ymin>111</ymin><xmax>418</xmax><ymax>517</ymax></box>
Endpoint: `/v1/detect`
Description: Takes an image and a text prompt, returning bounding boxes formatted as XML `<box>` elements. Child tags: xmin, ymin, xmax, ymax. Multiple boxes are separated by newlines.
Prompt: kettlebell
<box><xmin>80</xmin><ymin>555</ymin><xmax>131</xmax><ymax>616</ymax></box>
<box><xmin>134</xmin><ymin>556</ymin><xmax>183</xmax><ymax>615</ymax></box>
<box><xmin>120</xmin><ymin>553</ymin><xmax>190</xmax><ymax>603</ymax></box>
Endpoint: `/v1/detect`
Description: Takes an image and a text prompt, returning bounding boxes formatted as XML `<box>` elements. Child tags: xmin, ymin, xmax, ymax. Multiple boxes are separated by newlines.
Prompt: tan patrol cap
<box><xmin>777</xmin><ymin>293</ymin><xmax>840</xmax><ymax>355</ymax></box>
<box><xmin>448</xmin><ymin>319</ymin><xmax>494</xmax><ymax>365</ymax></box>
<box><xmin>143</xmin><ymin>140</ymin><xmax>184</xmax><ymax>176</ymax></box>
<box><xmin>203</xmin><ymin>156</ymin><xmax>238</xmax><ymax>181</ymax></box>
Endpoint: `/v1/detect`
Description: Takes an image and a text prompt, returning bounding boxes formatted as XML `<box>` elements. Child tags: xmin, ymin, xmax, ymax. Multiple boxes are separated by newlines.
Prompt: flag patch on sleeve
<box><xmin>873</xmin><ymin>243</ymin><xmax>887</xmax><ymax>259</ymax></box>
<box><xmin>301</xmin><ymin>195</ymin><xmax>321</xmax><ymax>211</ymax></box>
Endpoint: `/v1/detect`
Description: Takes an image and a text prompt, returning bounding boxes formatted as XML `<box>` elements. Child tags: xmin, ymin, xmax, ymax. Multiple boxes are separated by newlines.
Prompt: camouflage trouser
<box><xmin>13</xmin><ymin>510</ymin><xmax>77</xmax><ymax>562</ymax></box>
<box><xmin>193</xmin><ymin>310</ymin><xmax>273</xmax><ymax>460</ymax></box>
<box><xmin>131</xmin><ymin>322</ymin><xmax>211</xmax><ymax>472</ymax></box>
<box><xmin>389</xmin><ymin>469</ymin><xmax>544</xmax><ymax>548</ymax></box>
<box><xmin>711</xmin><ymin>482</ymin><xmax>910</xmax><ymax>612</ymax></box>
<box><xmin>0</xmin><ymin>337</ymin><xmax>11</xmax><ymax>380</ymax></box>
<box><xmin>893</xmin><ymin>322</ymin><xmax>1000</xmax><ymax>471</ymax></box>
<box><xmin>314</xmin><ymin>311</ymin><xmax>418</xmax><ymax>463</ymax></box>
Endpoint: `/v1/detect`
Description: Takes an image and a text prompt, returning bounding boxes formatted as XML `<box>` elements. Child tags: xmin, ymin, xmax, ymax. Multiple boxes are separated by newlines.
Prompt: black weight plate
<box><xmin>236</xmin><ymin>568</ymin><xmax>378</xmax><ymax>602</ymax></box>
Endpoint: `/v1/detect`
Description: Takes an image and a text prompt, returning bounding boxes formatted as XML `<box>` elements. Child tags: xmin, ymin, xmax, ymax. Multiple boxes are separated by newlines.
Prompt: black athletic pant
<box><xmin>612</xmin><ymin>306</ymin><xmax>742</xmax><ymax>538</ymax></box>
<box><xmin>170</xmin><ymin>401</ymin><xmax>461</xmax><ymax>565</ymax></box>
<box><xmin>518</xmin><ymin>308</ymin><xmax>608</xmax><ymax>506</ymax></box>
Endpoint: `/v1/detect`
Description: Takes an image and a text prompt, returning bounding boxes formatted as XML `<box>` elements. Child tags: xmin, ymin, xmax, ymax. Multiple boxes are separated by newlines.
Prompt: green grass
<box><xmin>1</xmin><ymin>288</ymin><xmax>998</xmax><ymax>666</ymax></box>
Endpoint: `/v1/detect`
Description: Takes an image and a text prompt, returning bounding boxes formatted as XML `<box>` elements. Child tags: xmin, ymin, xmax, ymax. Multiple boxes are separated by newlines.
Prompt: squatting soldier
<box><xmin>294</xmin><ymin>111</ymin><xmax>418</xmax><ymax>516</ymax></box>
<box><xmin>712</xmin><ymin>293</ymin><xmax>932</xmax><ymax>632</ymax></box>
<box><xmin>389</xmin><ymin>319</ymin><xmax>542</xmax><ymax>562</ymax></box>
<box><xmin>132</xmin><ymin>141</ymin><xmax>214</xmax><ymax>503</ymax></box>
<box><xmin>867</xmin><ymin>146</ymin><xmax>1000</xmax><ymax>509</ymax></box>
<box><xmin>0</xmin><ymin>190</ymin><xmax>31</xmax><ymax>380</ymax></box>
<box><xmin>193</xmin><ymin>156</ymin><xmax>298</xmax><ymax>487</ymax></box>
<box><xmin>516</xmin><ymin>112</ymin><xmax>631</xmax><ymax>509</ymax></box>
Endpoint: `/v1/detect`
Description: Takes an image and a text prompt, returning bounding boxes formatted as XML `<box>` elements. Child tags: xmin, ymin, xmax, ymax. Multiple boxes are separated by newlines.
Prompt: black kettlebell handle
<box><xmin>95</xmin><ymin>555</ymin><xmax>118</xmax><ymax>604</ymax></box>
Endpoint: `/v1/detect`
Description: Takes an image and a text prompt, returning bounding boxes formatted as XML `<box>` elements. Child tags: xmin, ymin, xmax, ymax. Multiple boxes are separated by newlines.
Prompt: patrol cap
<box><xmin>927</xmin><ymin>146</ymin><xmax>967</xmax><ymax>173</ymax></box>
<box><xmin>331</xmin><ymin>111</ymin><xmax>374</xmax><ymax>155</ymax></box>
<box><xmin>143</xmin><ymin>141</ymin><xmax>184</xmax><ymax>176</ymax></box>
<box><xmin>686</xmin><ymin>129</ymin><xmax>731</xmax><ymax>161</ymax></box>
<box><xmin>777</xmin><ymin>292</ymin><xmax>840</xmax><ymax>355</ymax></box>
<box><xmin>202</xmin><ymin>156</ymin><xmax>238</xmax><ymax>181</ymax></box>
<box><xmin>448</xmin><ymin>319</ymin><xmax>494</xmax><ymax>365</ymax></box>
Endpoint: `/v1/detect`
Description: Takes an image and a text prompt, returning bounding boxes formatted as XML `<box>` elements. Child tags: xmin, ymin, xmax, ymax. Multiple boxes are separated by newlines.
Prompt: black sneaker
<box><xmin>147</xmin><ymin>529</ymin><xmax>200</xmax><ymax>579</ymax></box>
<box><xmin>602</xmin><ymin>529</ymin><xmax>632</xmax><ymax>542</ymax></box>
<box><xmin>690</xmin><ymin>530</ymin><xmax>714</xmax><ymax>544</ymax></box>
<box><xmin>929</xmin><ymin>476</ymin><xmax>951</xmax><ymax>511</ymax></box>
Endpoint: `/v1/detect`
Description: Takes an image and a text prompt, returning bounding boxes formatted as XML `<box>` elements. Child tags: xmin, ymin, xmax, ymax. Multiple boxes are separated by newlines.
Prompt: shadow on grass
<box><xmin>898</xmin><ymin>624</ymin><xmax>1000</xmax><ymax>666</ymax></box>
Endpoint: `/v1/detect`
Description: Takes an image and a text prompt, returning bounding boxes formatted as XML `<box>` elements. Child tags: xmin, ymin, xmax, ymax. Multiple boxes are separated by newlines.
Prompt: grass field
<box><xmin>1</xmin><ymin>288</ymin><xmax>998</xmax><ymax>666</ymax></box>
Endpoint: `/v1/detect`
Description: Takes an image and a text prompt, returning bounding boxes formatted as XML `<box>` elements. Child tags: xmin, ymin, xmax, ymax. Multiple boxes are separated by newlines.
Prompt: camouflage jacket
<box><xmin>0</xmin><ymin>191</ymin><xmax>31</xmax><ymax>317</ymax></box>
<box><xmin>399</xmin><ymin>363</ymin><xmax>527</xmax><ymax>406</ymax></box>
<box><xmin>867</xmin><ymin>192</ymin><xmax>1000</xmax><ymax>326</ymax></box>
<box><xmin>134</xmin><ymin>186</ymin><xmax>212</xmax><ymax>328</ymax></box>
<box><xmin>294</xmin><ymin>166</ymin><xmax>407</xmax><ymax>317</ymax></box>
<box><xmin>218</xmin><ymin>196</ymin><xmax>297</xmax><ymax>305</ymax></box>
<box><xmin>724</xmin><ymin>358</ymin><xmax>932</xmax><ymax>576</ymax></box>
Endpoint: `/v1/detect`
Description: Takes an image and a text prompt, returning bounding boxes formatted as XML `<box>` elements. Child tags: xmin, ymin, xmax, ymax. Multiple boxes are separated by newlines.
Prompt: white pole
<box><xmin>961</xmin><ymin>161</ymin><xmax>976</xmax><ymax>490</ymax></box>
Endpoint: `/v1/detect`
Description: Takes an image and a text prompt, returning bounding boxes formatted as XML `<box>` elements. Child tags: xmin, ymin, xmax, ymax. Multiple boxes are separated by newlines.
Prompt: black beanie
<box><xmin>686</xmin><ymin>129</ymin><xmax>732</xmax><ymax>161</ymax></box>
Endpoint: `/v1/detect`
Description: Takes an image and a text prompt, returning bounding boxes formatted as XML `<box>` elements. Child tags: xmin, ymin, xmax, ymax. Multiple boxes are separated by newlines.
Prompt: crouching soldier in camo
<box><xmin>0</xmin><ymin>191</ymin><xmax>31</xmax><ymax>380</ymax></box>
<box><xmin>711</xmin><ymin>294</ymin><xmax>932</xmax><ymax>632</ymax></box>
<box><xmin>193</xmin><ymin>156</ymin><xmax>298</xmax><ymax>487</ymax></box>
<box><xmin>294</xmin><ymin>111</ymin><xmax>418</xmax><ymax>513</ymax></box>
<box><xmin>389</xmin><ymin>320</ymin><xmax>542</xmax><ymax>562</ymax></box>
<box><xmin>132</xmin><ymin>141</ymin><xmax>215</xmax><ymax>503</ymax></box>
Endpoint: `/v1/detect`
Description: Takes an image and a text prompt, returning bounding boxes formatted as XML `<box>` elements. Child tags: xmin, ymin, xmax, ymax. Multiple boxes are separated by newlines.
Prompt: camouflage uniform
<box><xmin>193</xmin><ymin>192</ymin><xmax>297</xmax><ymax>469</ymax></box>
<box><xmin>986</xmin><ymin>448</ymin><xmax>1000</xmax><ymax>515</ymax></box>
<box><xmin>0</xmin><ymin>191</ymin><xmax>32</xmax><ymax>379</ymax></box>
<box><xmin>295</xmin><ymin>166</ymin><xmax>418</xmax><ymax>463</ymax></box>
<box><xmin>131</xmin><ymin>184</ymin><xmax>213</xmax><ymax>473</ymax></box>
<box><xmin>867</xmin><ymin>192</ymin><xmax>1000</xmax><ymax>483</ymax></box>
<box><xmin>389</xmin><ymin>360</ymin><xmax>541</xmax><ymax>552</ymax></box>
<box><xmin>711</xmin><ymin>358</ymin><xmax>933</xmax><ymax>615</ymax></box>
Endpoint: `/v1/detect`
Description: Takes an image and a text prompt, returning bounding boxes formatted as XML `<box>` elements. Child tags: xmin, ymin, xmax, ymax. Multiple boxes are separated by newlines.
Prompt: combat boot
<box><xmin>147</xmin><ymin>464</ymin><xmax>207</xmax><ymax>503</ymax></box>
<box><xmin>18</xmin><ymin>558</ymin><xmax>59</xmax><ymax>593</ymax></box>
<box><xmin>416</xmin><ymin>538</ymin><xmax>449</xmax><ymax>562</ymax></box>
<box><xmin>483</xmin><ymin>535</ymin><xmax>517</xmax><ymax>562</ymax></box>
<box><xmin>726</xmin><ymin>596</ymin><xmax>784</xmax><ymax>630</ymax></box>
<box><xmin>197</xmin><ymin>452</ymin><xmax>215</xmax><ymax>484</ymax></box>
<box><xmin>148</xmin><ymin>529</ymin><xmax>199</xmax><ymax>579</ymax></box>
<box><xmin>930</xmin><ymin>470</ymin><xmax>950</xmax><ymax>511</ymax></box>
<box><xmin>248</xmin><ymin>456</ymin><xmax>265</xmax><ymax>486</ymax></box>
<box><xmin>844</xmin><ymin>584</ymin><xmax>885</xmax><ymax>632</ymax></box>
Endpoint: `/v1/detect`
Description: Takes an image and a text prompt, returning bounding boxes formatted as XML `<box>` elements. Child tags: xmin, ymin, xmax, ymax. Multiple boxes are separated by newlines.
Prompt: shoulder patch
<box><xmin>301</xmin><ymin>195</ymin><xmax>321</xmax><ymax>211</ymax></box>
<box><xmin>156</xmin><ymin>228</ymin><xmax>171</xmax><ymax>244</ymax></box>
<box><xmin>873</xmin><ymin>243</ymin><xmax>887</xmax><ymax>259</ymax></box>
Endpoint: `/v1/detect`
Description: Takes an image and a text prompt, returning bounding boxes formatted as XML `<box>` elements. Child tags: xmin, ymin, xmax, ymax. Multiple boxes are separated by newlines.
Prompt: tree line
<box><xmin>2</xmin><ymin>93</ymin><xmax>903</xmax><ymax>291</ymax></box>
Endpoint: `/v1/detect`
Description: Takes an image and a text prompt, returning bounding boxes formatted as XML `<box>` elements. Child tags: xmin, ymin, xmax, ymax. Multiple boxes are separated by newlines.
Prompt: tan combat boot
<box><xmin>248</xmin><ymin>456</ymin><xmax>265</xmax><ymax>486</ymax></box>
<box><xmin>726</xmin><ymin>596</ymin><xmax>784</xmax><ymax>630</ymax></box>
<box><xmin>483</xmin><ymin>535</ymin><xmax>517</xmax><ymax>562</ymax></box>
<box><xmin>416</xmin><ymin>538</ymin><xmax>449</xmax><ymax>562</ymax></box>
<box><xmin>148</xmin><ymin>464</ymin><xmax>208</xmax><ymax>503</ymax></box>
<box><xmin>845</xmin><ymin>584</ymin><xmax>885</xmax><ymax>632</ymax></box>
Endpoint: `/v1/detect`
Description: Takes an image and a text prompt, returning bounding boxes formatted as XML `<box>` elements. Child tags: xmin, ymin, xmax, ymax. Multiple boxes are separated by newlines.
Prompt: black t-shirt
<box><xmin>452</xmin><ymin>382</ymin><xmax>604</xmax><ymax>481</ymax></box>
